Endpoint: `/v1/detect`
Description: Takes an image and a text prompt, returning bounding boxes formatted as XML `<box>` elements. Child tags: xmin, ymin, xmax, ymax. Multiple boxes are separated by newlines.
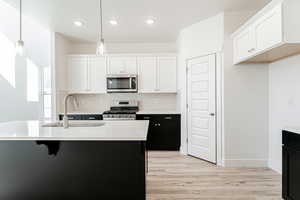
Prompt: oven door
<box><xmin>106</xmin><ymin>75</ymin><xmax>137</xmax><ymax>93</ymax></box>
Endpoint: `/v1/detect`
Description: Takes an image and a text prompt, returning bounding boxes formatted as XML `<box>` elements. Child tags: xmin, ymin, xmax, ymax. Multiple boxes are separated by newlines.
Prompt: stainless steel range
<box><xmin>103</xmin><ymin>100</ymin><xmax>139</xmax><ymax>120</ymax></box>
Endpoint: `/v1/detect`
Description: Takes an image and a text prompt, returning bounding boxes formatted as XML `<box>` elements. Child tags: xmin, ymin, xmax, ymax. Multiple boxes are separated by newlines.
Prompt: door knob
<box><xmin>210</xmin><ymin>113</ymin><xmax>215</xmax><ymax>116</ymax></box>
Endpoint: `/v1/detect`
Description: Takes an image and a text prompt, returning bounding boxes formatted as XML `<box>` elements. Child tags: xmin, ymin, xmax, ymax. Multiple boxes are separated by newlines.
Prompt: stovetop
<box><xmin>103</xmin><ymin>110</ymin><xmax>137</xmax><ymax>114</ymax></box>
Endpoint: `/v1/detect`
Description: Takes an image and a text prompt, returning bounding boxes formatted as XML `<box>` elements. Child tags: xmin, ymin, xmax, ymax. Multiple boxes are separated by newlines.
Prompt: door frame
<box><xmin>185</xmin><ymin>52</ymin><xmax>223</xmax><ymax>166</ymax></box>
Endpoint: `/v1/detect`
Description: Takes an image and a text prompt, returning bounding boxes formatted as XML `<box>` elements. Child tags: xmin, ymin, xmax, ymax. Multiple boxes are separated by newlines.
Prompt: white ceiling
<box><xmin>4</xmin><ymin>0</ymin><xmax>271</xmax><ymax>43</ymax></box>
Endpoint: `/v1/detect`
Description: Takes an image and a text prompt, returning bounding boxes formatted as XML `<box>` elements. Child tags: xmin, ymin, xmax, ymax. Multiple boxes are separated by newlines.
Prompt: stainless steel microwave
<box><xmin>106</xmin><ymin>74</ymin><xmax>138</xmax><ymax>93</ymax></box>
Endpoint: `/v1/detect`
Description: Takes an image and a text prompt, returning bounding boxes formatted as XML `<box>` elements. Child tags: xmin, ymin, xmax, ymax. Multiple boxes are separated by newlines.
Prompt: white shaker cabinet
<box><xmin>233</xmin><ymin>28</ymin><xmax>255</xmax><ymax>62</ymax></box>
<box><xmin>107</xmin><ymin>56</ymin><xmax>137</xmax><ymax>75</ymax></box>
<box><xmin>232</xmin><ymin>0</ymin><xmax>300</xmax><ymax>64</ymax></box>
<box><xmin>88</xmin><ymin>56</ymin><xmax>107</xmax><ymax>93</ymax></box>
<box><xmin>138</xmin><ymin>57</ymin><xmax>157</xmax><ymax>93</ymax></box>
<box><xmin>68</xmin><ymin>56</ymin><xmax>88</xmax><ymax>92</ymax></box>
<box><xmin>67</xmin><ymin>55</ymin><xmax>106</xmax><ymax>93</ymax></box>
<box><xmin>138</xmin><ymin>56</ymin><xmax>177</xmax><ymax>93</ymax></box>
<box><xmin>157</xmin><ymin>57</ymin><xmax>177</xmax><ymax>93</ymax></box>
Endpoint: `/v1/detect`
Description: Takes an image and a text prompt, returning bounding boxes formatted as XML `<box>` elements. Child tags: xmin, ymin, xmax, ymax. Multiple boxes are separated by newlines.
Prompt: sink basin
<box><xmin>42</xmin><ymin>121</ymin><xmax>105</xmax><ymax>128</ymax></box>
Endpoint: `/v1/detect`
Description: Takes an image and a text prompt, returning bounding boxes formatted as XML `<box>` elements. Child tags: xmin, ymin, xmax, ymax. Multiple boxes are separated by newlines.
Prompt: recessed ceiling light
<box><xmin>109</xmin><ymin>20</ymin><xmax>118</xmax><ymax>25</ymax></box>
<box><xmin>146</xmin><ymin>19</ymin><xmax>155</xmax><ymax>25</ymax></box>
<box><xmin>73</xmin><ymin>20</ymin><xmax>84</xmax><ymax>27</ymax></box>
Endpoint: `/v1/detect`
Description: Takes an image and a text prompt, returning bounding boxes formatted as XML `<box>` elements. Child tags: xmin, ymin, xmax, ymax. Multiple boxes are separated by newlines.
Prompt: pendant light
<box><xmin>16</xmin><ymin>0</ymin><xmax>24</xmax><ymax>56</ymax></box>
<box><xmin>96</xmin><ymin>0</ymin><xmax>105</xmax><ymax>55</ymax></box>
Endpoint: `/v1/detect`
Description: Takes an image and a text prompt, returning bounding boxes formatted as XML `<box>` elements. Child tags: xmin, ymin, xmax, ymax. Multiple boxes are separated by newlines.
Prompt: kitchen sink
<box><xmin>42</xmin><ymin>121</ymin><xmax>105</xmax><ymax>128</ymax></box>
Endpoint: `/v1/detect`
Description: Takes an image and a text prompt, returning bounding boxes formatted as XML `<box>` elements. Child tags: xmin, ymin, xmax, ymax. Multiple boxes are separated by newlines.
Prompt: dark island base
<box><xmin>0</xmin><ymin>141</ymin><xmax>146</xmax><ymax>200</ymax></box>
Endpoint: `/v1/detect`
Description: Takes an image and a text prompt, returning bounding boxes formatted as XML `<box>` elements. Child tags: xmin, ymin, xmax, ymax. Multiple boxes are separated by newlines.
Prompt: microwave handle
<box><xmin>129</xmin><ymin>77</ymin><xmax>132</xmax><ymax>89</ymax></box>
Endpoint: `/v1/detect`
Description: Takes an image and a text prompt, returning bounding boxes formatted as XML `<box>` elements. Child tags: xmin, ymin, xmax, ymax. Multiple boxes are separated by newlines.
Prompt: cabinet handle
<box><xmin>158</xmin><ymin>123</ymin><xmax>161</xmax><ymax>126</ymax></box>
<box><xmin>68</xmin><ymin>117</ymin><xmax>75</xmax><ymax>120</ymax></box>
<box><xmin>88</xmin><ymin>117</ymin><xmax>96</xmax><ymax>120</ymax></box>
<box><xmin>248</xmin><ymin>48</ymin><xmax>255</xmax><ymax>53</ymax></box>
<box><xmin>165</xmin><ymin>117</ymin><xmax>172</xmax><ymax>120</ymax></box>
<box><xmin>143</xmin><ymin>117</ymin><xmax>150</xmax><ymax>120</ymax></box>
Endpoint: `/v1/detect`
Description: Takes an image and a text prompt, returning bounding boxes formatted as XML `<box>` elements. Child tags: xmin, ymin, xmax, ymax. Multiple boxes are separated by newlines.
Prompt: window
<box><xmin>42</xmin><ymin>67</ymin><xmax>52</xmax><ymax>120</ymax></box>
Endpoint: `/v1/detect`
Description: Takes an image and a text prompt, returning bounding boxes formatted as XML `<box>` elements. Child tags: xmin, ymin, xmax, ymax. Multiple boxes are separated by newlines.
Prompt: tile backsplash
<box><xmin>59</xmin><ymin>93</ymin><xmax>177</xmax><ymax>113</ymax></box>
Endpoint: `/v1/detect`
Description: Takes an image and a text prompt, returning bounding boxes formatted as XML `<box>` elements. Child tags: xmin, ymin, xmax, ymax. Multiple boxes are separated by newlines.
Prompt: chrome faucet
<box><xmin>63</xmin><ymin>94</ymin><xmax>75</xmax><ymax>129</ymax></box>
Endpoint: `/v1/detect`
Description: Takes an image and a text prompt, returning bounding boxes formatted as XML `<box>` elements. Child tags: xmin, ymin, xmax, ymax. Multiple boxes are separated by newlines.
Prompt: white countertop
<box><xmin>283</xmin><ymin>127</ymin><xmax>300</xmax><ymax>135</ymax></box>
<box><xmin>136</xmin><ymin>110</ymin><xmax>180</xmax><ymax>115</ymax></box>
<box><xmin>0</xmin><ymin>120</ymin><xmax>149</xmax><ymax>141</ymax></box>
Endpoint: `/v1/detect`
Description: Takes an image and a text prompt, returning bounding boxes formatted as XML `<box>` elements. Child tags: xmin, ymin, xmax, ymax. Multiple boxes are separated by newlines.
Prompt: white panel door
<box><xmin>108</xmin><ymin>57</ymin><xmax>137</xmax><ymax>74</ymax></box>
<box><xmin>157</xmin><ymin>56</ymin><xmax>177</xmax><ymax>93</ymax></box>
<box><xmin>187</xmin><ymin>54</ymin><xmax>216</xmax><ymax>163</ymax></box>
<box><xmin>88</xmin><ymin>56</ymin><xmax>107</xmax><ymax>93</ymax></box>
<box><xmin>68</xmin><ymin>56</ymin><xmax>88</xmax><ymax>92</ymax></box>
<box><xmin>138</xmin><ymin>57</ymin><xmax>157</xmax><ymax>93</ymax></box>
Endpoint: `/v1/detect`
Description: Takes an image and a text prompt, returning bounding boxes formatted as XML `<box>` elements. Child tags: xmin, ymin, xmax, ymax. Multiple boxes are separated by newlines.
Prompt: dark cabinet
<box><xmin>137</xmin><ymin>114</ymin><xmax>181</xmax><ymax>151</ymax></box>
<box><xmin>58</xmin><ymin>114</ymin><xmax>103</xmax><ymax>121</ymax></box>
<box><xmin>0</xmin><ymin>141</ymin><xmax>146</xmax><ymax>200</ymax></box>
<box><xmin>282</xmin><ymin>130</ymin><xmax>300</xmax><ymax>200</ymax></box>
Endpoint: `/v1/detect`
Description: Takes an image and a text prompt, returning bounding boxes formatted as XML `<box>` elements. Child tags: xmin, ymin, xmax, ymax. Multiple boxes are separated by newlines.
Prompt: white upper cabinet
<box><xmin>138</xmin><ymin>56</ymin><xmax>177</xmax><ymax>93</ymax></box>
<box><xmin>67</xmin><ymin>55</ymin><xmax>106</xmax><ymax>93</ymax></box>
<box><xmin>108</xmin><ymin>56</ymin><xmax>137</xmax><ymax>74</ymax></box>
<box><xmin>88</xmin><ymin>56</ymin><xmax>107</xmax><ymax>93</ymax></box>
<box><xmin>253</xmin><ymin>4</ymin><xmax>282</xmax><ymax>52</ymax></box>
<box><xmin>232</xmin><ymin>0</ymin><xmax>300</xmax><ymax>64</ymax></box>
<box><xmin>157</xmin><ymin>57</ymin><xmax>177</xmax><ymax>93</ymax></box>
<box><xmin>234</xmin><ymin>28</ymin><xmax>255</xmax><ymax>62</ymax></box>
<box><xmin>67</xmin><ymin>54</ymin><xmax>177</xmax><ymax>94</ymax></box>
<box><xmin>138</xmin><ymin>57</ymin><xmax>157</xmax><ymax>93</ymax></box>
<box><xmin>68</xmin><ymin>56</ymin><xmax>88</xmax><ymax>92</ymax></box>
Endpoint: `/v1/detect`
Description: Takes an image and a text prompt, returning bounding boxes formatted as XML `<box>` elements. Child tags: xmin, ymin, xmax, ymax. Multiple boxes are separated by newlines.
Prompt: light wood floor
<box><xmin>146</xmin><ymin>151</ymin><xmax>282</xmax><ymax>200</ymax></box>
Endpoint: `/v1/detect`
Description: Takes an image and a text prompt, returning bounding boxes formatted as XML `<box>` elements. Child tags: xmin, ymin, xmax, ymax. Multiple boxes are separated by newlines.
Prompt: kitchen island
<box><xmin>0</xmin><ymin>120</ymin><xmax>149</xmax><ymax>200</ymax></box>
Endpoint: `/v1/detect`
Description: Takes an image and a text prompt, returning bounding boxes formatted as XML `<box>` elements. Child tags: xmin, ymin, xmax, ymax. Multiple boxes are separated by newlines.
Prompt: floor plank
<box><xmin>146</xmin><ymin>151</ymin><xmax>282</xmax><ymax>200</ymax></box>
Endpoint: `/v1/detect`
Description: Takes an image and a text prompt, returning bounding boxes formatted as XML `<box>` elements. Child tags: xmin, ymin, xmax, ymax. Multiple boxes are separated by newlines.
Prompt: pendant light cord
<box><xmin>100</xmin><ymin>0</ymin><xmax>103</xmax><ymax>40</ymax></box>
<box><xmin>20</xmin><ymin>0</ymin><xmax>22</xmax><ymax>41</ymax></box>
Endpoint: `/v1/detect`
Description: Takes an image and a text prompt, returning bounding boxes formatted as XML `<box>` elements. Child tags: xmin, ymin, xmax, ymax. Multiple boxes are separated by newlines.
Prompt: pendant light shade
<box><xmin>96</xmin><ymin>38</ymin><xmax>105</xmax><ymax>55</ymax></box>
<box><xmin>16</xmin><ymin>0</ymin><xmax>24</xmax><ymax>56</ymax></box>
<box><xmin>96</xmin><ymin>0</ymin><xmax>105</xmax><ymax>55</ymax></box>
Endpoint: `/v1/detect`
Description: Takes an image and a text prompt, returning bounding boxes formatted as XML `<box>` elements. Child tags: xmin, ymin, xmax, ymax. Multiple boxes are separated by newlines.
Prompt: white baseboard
<box><xmin>223</xmin><ymin>159</ymin><xmax>268</xmax><ymax>167</ymax></box>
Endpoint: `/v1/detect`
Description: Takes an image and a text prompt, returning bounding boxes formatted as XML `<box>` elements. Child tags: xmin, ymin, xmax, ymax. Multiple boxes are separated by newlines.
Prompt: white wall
<box><xmin>269</xmin><ymin>54</ymin><xmax>300</xmax><ymax>173</ymax></box>
<box><xmin>177</xmin><ymin>14</ymin><xmax>224</xmax><ymax>156</ymax></box>
<box><xmin>0</xmin><ymin>1</ymin><xmax>51</xmax><ymax>122</ymax></box>
<box><xmin>177</xmin><ymin>12</ymin><xmax>270</xmax><ymax>167</ymax></box>
<box><xmin>54</xmin><ymin>33</ymin><xmax>72</xmax><ymax>117</ymax></box>
<box><xmin>222</xmin><ymin>13</ymin><xmax>269</xmax><ymax>167</ymax></box>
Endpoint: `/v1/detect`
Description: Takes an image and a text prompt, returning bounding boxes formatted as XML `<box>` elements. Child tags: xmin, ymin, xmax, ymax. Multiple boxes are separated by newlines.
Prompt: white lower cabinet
<box><xmin>68</xmin><ymin>55</ymin><xmax>106</xmax><ymax>93</ymax></box>
<box><xmin>138</xmin><ymin>56</ymin><xmax>177</xmax><ymax>93</ymax></box>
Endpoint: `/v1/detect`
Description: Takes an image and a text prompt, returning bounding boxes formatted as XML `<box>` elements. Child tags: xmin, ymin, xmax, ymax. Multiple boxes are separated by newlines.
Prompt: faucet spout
<box><xmin>63</xmin><ymin>94</ymin><xmax>74</xmax><ymax>129</ymax></box>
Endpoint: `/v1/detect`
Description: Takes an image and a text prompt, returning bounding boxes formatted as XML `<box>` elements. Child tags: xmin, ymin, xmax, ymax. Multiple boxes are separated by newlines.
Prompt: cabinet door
<box><xmin>157</xmin><ymin>57</ymin><xmax>177</xmax><ymax>93</ymax></box>
<box><xmin>138</xmin><ymin>57</ymin><xmax>157</xmax><ymax>93</ymax></box>
<box><xmin>68</xmin><ymin>56</ymin><xmax>88</xmax><ymax>92</ymax></box>
<box><xmin>88</xmin><ymin>56</ymin><xmax>107</xmax><ymax>93</ymax></box>
<box><xmin>108</xmin><ymin>57</ymin><xmax>137</xmax><ymax>74</ymax></box>
<box><xmin>253</xmin><ymin>5</ymin><xmax>282</xmax><ymax>52</ymax></box>
<box><xmin>285</xmin><ymin>147</ymin><xmax>300</xmax><ymax>200</ymax></box>
<box><xmin>233</xmin><ymin>28</ymin><xmax>255</xmax><ymax>63</ymax></box>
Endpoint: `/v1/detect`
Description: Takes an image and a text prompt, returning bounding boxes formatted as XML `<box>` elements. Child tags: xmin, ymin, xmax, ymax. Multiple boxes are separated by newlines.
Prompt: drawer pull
<box><xmin>165</xmin><ymin>117</ymin><xmax>172</xmax><ymax>120</ymax></box>
<box><xmin>88</xmin><ymin>117</ymin><xmax>96</xmax><ymax>120</ymax></box>
<box><xmin>143</xmin><ymin>117</ymin><xmax>150</xmax><ymax>120</ymax></box>
<box><xmin>68</xmin><ymin>117</ymin><xmax>75</xmax><ymax>120</ymax></box>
